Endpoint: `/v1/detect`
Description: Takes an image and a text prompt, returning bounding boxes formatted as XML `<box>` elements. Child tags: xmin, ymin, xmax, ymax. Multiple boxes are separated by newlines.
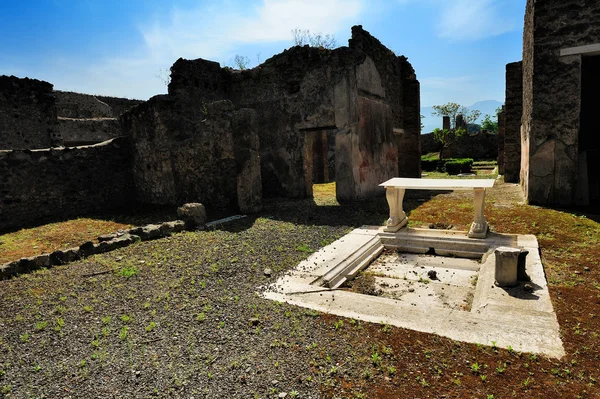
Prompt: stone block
<box><xmin>177</xmin><ymin>203</ymin><xmax>207</xmax><ymax>229</ymax></box>
<box><xmin>79</xmin><ymin>241</ymin><xmax>96</xmax><ymax>257</ymax></box>
<box><xmin>160</xmin><ymin>220</ymin><xmax>186</xmax><ymax>236</ymax></box>
<box><xmin>98</xmin><ymin>233</ymin><xmax>118</xmax><ymax>242</ymax></box>
<box><xmin>138</xmin><ymin>224</ymin><xmax>163</xmax><ymax>240</ymax></box>
<box><xmin>494</xmin><ymin>247</ymin><xmax>520</xmax><ymax>287</ymax></box>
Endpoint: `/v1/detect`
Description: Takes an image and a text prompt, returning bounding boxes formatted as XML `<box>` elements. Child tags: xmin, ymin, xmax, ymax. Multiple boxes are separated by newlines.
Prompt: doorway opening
<box><xmin>303</xmin><ymin>128</ymin><xmax>336</xmax><ymax>203</ymax></box>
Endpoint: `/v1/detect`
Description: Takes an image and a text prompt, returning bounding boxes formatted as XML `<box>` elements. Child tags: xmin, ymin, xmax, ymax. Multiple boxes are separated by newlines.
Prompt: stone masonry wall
<box><xmin>164</xmin><ymin>26</ymin><xmax>418</xmax><ymax>202</ymax></box>
<box><xmin>445</xmin><ymin>132</ymin><xmax>498</xmax><ymax>161</ymax></box>
<box><xmin>121</xmin><ymin>98</ymin><xmax>262</xmax><ymax>213</ymax></box>
<box><xmin>504</xmin><ymin>62</ymin><xmax>522</xmax><ymax>183</ymax></box>
<box><xmin>54</xmin><ymin>91</ymin><xmax>142</xmax><ymax>118</ymax></box>
<box><xmin>58</xmin><ymin>118</ymin><xmax>122</xmax><ymax>146</ymax></box>
<box><xmin>497</xmin><ymin>108</ymin><xmax>506</xmax><ymax>174</ymax></box>
<box><xmin>521</xmin><ymin>0</ymin><xmax>535</xmax><ymax>198</ymax></box>
<box><xmin>0</xmin><ymin>137</ymin><xmax>134</xmax><ymax>232</ymax></box>
<box><xmin>0</xmin><ymin>75</ymin><xmax>58</xmax><ymax>150</ymax></box>
<box><xmin>522</xmin><ymin>0</ymin><xmax>600</xmax><ymax>205</ymax></box>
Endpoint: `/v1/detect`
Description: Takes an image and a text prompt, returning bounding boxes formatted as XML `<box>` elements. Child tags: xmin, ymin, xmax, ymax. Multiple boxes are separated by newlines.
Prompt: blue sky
<box><xmin>0</xmin><ymin>0</ymin><xmax>525</xmax><ymax>106</ymax></box>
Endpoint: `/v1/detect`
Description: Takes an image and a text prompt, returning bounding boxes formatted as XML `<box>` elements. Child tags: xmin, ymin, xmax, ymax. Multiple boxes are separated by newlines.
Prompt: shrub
<box><xmin>444</xmin><ymin>158</ymin><xmax>473</xmax><ymax>175</ymax></box>
<box><xmin>421</xmin><ymin>158</ymin><xmax>439</xmax><ymax>172</ymax></box>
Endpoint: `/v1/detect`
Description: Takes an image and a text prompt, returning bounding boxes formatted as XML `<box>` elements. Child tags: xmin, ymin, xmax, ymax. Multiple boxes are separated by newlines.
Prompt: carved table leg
<box><xmin>384</xmin><ymin>187</ymin><xmax>408</xmax><ymax>232</ymax></box>
<box><xmin>468</xmin><ymin>188</ymin><xmax>488</xmax><ymax>238</ymax></box>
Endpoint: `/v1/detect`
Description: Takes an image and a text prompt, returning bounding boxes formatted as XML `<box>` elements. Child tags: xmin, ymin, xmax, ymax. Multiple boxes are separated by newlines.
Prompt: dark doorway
<box><xmin>303</xmin><ymin>129</ymin><xmax>336</xmax><ymax>197</ymax></box>
<box><xmin>578</xmin><ymin>55</ymin><xmax>600</xmax><ymax>206</ymax></box>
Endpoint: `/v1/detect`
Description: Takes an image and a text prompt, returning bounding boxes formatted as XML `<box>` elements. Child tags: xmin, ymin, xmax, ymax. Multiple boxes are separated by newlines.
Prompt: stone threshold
<box><xmin>262</xmin><ymin>227</ymin><xmax>565</xmax><ymax>358</ymax></box>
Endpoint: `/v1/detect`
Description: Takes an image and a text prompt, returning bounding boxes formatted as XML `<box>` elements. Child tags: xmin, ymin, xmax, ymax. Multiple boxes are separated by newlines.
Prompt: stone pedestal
<box><xmin>494</xmin><ymin>247</ymin><xmax>520</xmax><ymax>287</ymax></box>
<box><xmin>384</xmin><ymin>187</ymin><xmax>407</xmax><ymax>232</ymax></box>
<box><xmin>467</xmin><ymin>188</ymin><xmax>488</xmax><ymax>238</ymax></box>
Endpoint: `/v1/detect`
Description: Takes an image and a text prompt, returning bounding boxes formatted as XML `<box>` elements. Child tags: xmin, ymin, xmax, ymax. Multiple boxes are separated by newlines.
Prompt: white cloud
<box><xmin>60</xmin><ymin>0</ymin><xmax>363</xmax><ymax>99</ymax></box>
<box><xmin>396</xmin><ymin>0</ymin><xmax>516</xmax><ymax>41</ymax></box>
<box><xmin>436</xmin><ymin>0</ymin><xmax>516</xmax><ymax>41</ymax></box>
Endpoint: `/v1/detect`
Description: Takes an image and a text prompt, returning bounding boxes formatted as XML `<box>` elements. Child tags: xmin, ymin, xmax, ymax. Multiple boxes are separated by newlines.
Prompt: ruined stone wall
<box><xmin>497</xmin><ymin>109</ymin><xmax>505</xmax><ymax>174</ymax></box>
<box><xmin>504</xmin><ymin>62</ymin><xmax>522</xmax><ymax>183</ymax></box>
<box><xmin>349</xmin><ymin>26</ymin><xmax>420</xmax><ymax>177</ymax></box>
<box><xmin>0</xmin><ymin>137</ymin><xmax>134</xmax><ymax>232</ymax></box>
<box><xmin>121</xmin><ymin>98</ymin><xmax>261</xmax><ymax>213</ymax></box>
<box><xmin>0</xmin><ymin>75</ymin><xmax>58</xmax><ymax>150</ymax></box>
<box><xmin>58</xmin><ymin>118</ymin><xmax>123</xmax><ymax>146</ymax></box>
<box><xmin>445</xmin><ymin>132</ymin><xmax>498</xmax><ymax>161</ymax></box>
<box><xmin>54</xmin><ymin>91</ymin><xmax>142</xmax><ymax>118</ymax></box>
<box><xmin>53</xmin><ymin>91</ymin><xmax>141</xmax><ymax>146</ymax></box>
<box><xmin>521</xmin><ymin>0</ymin><xmax>600</xmax><ymax>205</ymax></box>
<box><xmin>420</xmin><ymin>133</ymin><xmax>440</xmax><ymax>155</ymax></box>
<box><xmin>520</xmin><ymin>0</ymin><xmax>534</xmax><ymax>198</ymax></box>
<box><xmin>165</xmin><ymin>26</ymin><xmax>418</xmax><ymax>202</ymax></box>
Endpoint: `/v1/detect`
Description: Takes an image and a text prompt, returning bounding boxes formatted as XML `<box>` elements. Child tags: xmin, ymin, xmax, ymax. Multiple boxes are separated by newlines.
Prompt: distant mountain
<box><xmin>421</xmin><ymin>100</ymin><xmax>503</xmax><ymax>134</ymax></box>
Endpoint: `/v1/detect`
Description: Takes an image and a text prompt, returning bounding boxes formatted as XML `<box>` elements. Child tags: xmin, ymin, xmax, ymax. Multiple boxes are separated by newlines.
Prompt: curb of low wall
<box><xmin>0</xmin><ymin>220</ymin><xmax>187</xmax><ymax>281</ymax></box>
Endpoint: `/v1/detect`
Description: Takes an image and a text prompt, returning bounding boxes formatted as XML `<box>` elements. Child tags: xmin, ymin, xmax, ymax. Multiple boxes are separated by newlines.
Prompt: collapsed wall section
<box><xmin>121</xmin><ymin>98</ymin><xmax>262</xmax><ymax>213</ymax></box>
<box><xmin>0</xmin><ymin>137</ymin><xmax>134</xmax><ymax>232</ymax></box>
<box><xmin>0</xmin><ymin>75</ymin><xmax>58</xmax><ymax>150</ymax></box>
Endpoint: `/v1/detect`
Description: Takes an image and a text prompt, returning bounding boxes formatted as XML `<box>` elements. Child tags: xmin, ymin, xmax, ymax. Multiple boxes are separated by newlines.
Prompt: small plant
<box><xmin>119</xmin><ymin>326</ymin><xmax>128</xmax><ymax>341</ymax></box>
<box><xmin>387</xmin><ymin>366</ymin><xmax>396</xmax><ymax>375</ymax></box>
<box><xmin>145</xmin><ymin>322</ymin><xmax>157</xmax><ymax>332</ymax></box>
<box><xmin>334</xmin><ymin>320</ymin><xmax>344</xmax><ymax>330</ymax></box>
<box><xmin>101</xmin><ymin>316</ymin><xmax>111</xmax><ymax>324</ymax></box>
<box><xmin>371</xmin><ymin>351</ymin><xmax>382</xmax><ymax>366</ymax></box>
<box><xmin>35</xmin><ymin>321</ymin><xmax>48</xmax><ymax>331</ymax></box>
<box><xmin>196</xmin><ymin>313</ymin><xmax>206</xmax><ymax>322</ymax></box>
<box><xmin>120</xmin><ymin>314</ymin><xmax>132</xmax><ymax>323</ymax></box>
<box><xmin>296</xmin><ymin>244</ymin><xmax>311</xmax><ymax>253</ymax></box>
<box><xmin>496</xmin><ymin>363</ymin><xmax>507</xmax><ymax>374</ymax></box>
<box><xmin>55</xmin><ymin>318</ymin><xmax>65</xmax><ymax>332</ymax></box>
<box><xmin>118</xmin><ymin>265</ymin><xmax>139</xmax><ymax>278</ymax></box>
<box><xmin>20</xmin><ymin>333</ymin><xmax>30</xmax><ymax>343</ymax></box>
<box><xmin>381</xmin><ymin>323</ymin><xmax>392</xmax><ymax>333</ymax></box>
<box><xmin>471</xmin><ymin>362</ymin><xmax>481</xmax><ymax>373</ymax></box>
<box><xmin>83</xmin><ymin>305</ymin><xmax>93</xmax><ymax>312</ymax></box>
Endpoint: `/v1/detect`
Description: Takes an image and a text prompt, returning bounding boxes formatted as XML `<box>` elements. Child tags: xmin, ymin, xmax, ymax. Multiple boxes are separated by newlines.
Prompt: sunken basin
<box><xmin>262</xmin><ymin>226</ymin><xmax>564</xmax><ymax>358</ymax></box>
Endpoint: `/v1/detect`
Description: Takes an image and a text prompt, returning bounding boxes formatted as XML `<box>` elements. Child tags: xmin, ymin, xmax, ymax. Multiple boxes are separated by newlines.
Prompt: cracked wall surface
<box><xmin>520</xmin><ymin>0</ymin><xmax>600</xmax><ymax>205</ymax></box>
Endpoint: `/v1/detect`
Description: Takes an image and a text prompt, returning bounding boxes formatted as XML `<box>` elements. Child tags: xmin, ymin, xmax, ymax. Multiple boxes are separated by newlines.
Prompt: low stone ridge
<box><xmin>0</xmin><ymin>220</ymin><xmax>187</xmax><ymax>280</ymax></box>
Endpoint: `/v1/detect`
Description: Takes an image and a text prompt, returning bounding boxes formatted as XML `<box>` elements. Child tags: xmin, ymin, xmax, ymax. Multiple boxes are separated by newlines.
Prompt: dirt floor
<box><xmin>0</xmin><ymin>179</ymin><xmax>599</xmax><ymax>398</ymax></box>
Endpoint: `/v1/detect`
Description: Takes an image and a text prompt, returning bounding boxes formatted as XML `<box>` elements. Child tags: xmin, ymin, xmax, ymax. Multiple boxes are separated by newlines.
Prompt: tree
<box><xmin>433</xmin><ymin>127</ymin><xmax>467</xmax><ymax>160</ymax></box>
<box><xmin>480</xmin><ymin>114</ymin><xmax>498</xmax><ymax>134</ymax></box>
<box><xmin>430</xmin><ymin>102</ymin><xmax>481</xmax><ymax>159</ymax></box>
<box><xmin>291</xmin><ymin>28</ymin><xmax>337</xmax><ymax>49</ymax></box>
<box><xmin>431</xmin><ymin>102</ymin><xmax>481</xmax><ymax>129</ymax></box>
<box><xmin>480</xmin><ymin>107</ymin><xmax>503</xmax><ymax>134</ymax></box>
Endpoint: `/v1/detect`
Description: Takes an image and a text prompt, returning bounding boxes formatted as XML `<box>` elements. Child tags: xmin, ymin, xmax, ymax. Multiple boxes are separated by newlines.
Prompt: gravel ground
<box><xmin>0</xmin><ymin>196</ymin><xmax>395</xmax><ymax>398</ymax></box>
<box><xmin>1</xmin><ymin>185</ymin><xmax>599</xmax><ymax>398</ymax></box>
